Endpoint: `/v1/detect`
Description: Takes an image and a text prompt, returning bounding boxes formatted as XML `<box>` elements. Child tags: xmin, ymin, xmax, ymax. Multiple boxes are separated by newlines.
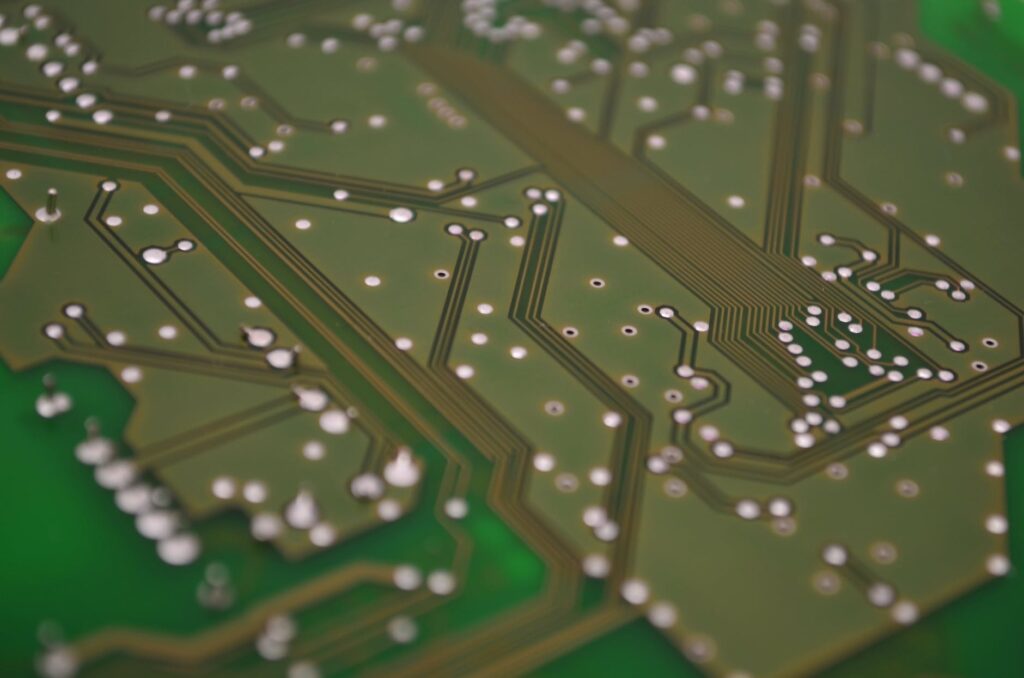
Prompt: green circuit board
<box><xmin>1</xmin><ymin>1</ymin><xmax>1023</xmax><ymax>676</ymax></box>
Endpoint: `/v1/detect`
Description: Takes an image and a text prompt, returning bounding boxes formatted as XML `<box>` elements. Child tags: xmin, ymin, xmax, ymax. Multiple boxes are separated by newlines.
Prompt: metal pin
<box><xmin>35</xmin><ymin>187</ymin><xmax>62</xmax><ymax>223</ymax></box>
<box><xmin>35</xmin><ymin>373</ymin><xmax>72</xmax><ymax>418</ymax></box>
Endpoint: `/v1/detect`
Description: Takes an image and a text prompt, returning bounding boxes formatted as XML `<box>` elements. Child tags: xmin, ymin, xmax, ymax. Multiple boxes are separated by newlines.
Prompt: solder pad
<box><xmin>1</xmin><ymin>1</ymin><xmax>1023</xmax><ymax>677</ymax></box>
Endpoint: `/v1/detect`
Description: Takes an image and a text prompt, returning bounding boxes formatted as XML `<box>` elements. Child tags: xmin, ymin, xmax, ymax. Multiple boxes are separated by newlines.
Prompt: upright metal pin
<box><xmin>35</xmin><ymin>187</ymin><xmax>62</xmax><ymax>223</ymax></box>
